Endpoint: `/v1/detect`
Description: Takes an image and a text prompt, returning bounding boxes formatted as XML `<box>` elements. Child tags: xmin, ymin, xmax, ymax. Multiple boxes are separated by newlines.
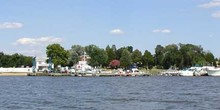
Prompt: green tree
<box><xmin>116</xmin><ymin>47</ymin><xmax>126</xmax><ymax>60</ymax></box>
<box><xmin>131</xmin><ymin>49</ymin><xmax>142</xmax><ymax>65</ymax></box>
<box><xmin>85</xmin><ymin>45</ymin><xmax>108</xmax><ymax>67</ymax></box>
<box><xmin>46</xmin><ymin>43</ymin><xmax>69</xmax><ymax>67</ymax></box>
<box><xmin>106</xmin><ymin>45</ymin><xmax>116</xmax><ymax>65</ymax></box>
<box><xmin>111</xmin><ymin>45</ymin><xmax>117</xmax><ymax>52</ymax></box>
<box><xmin>0</xmin><ymin>52</ymin><xmax>6</xmax><ymax>67</ymax></box>
<box><xmin>179</xmin><ymin>44</ymin><xmax>205</xmax><ymax>68</ymax></box>
<box><xmin>218</xmin><ymin>58</ymin><xmax>220</xmax><ymax>67</ymax></box>
<box><xmin>162</xmin><ymin>44</ymin><xmax>181</xmax><ymax>69</ymax></box>
<box><xmin>1</xmin><ymin>54</ymin><xmax>10</xmax><ymax>67</ymax></box>
<box><xmin>154</xmin><ymin>45</ymin><xmax>164</xmax><ymax>68</ymax></box>
<box><xmin>0</xmin><ymin>52</ymin><xmax>32</xmax><ymax>67</ymax></box>
<box><xmin>120</xmin><ymin>49</ymin><xmax>132</xmax><ymax>68</ymax></box>
<box><xmin>68</xmin><ymin>45</ymin><xmax>84</xmax><ymax>66</ymax></box>
<box><xmin>204</xmin><ymin>52</ymin><xmax>215</xmax><ymax>66</ymax></box>
<box><xmin>126</xmin><ymin>46</ymin><xmax>133</xmax><ymax>53</ymax></box>
<box><xmin>23</xmin><ymin>56</ymin><xmax>33</xmax><ymax>67</ymax></box>
<box><xmin>142</xmin><ymin>50</ymin><xmax>154</xmax><ymax>69</ymax></box>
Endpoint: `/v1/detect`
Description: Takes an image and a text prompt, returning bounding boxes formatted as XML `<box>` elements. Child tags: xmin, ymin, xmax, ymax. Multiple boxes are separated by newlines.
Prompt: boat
<box><xmin>116</xmin><ymin>67</ymin><xmax>145</xmax><ymax>76</ymax></box>
<box><xmin>206</xmin><ymin>67</ymin><xmax>220</xmax><ymax>76</ymax></box>
<box><xmin>179</xmin><ymin>67</ymin><xmax>208</xmax><ymax>76</ymax></box>
<box><xmin>160</xmin><ymin>67</ymin><xmax>180</xmax><ymax>76</ymax></box>
<box><xmin>179</xmin><ymin>68</ymin><xmax>195</xmax><ymax>76</ymax></box>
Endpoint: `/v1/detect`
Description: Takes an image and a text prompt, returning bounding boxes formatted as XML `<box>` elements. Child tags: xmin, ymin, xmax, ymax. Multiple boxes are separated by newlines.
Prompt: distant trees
<box><xmin>2</xmin><ymin>43</ymin><xmax>216</xmax><ymax>70</ymax></box>
<box><xmin>162</xmin><ymin>44</ymin><xmax>181</xmax><ymax>69</ymax></box>
<box><xmin>154</xmin><ymin>45</ymin><xmax>164</xmax><ymax>68</ymax></box>
<box><xmin>105</xmin><ymin>45</ymin><xmax>116</xmax><ymax>65</ymax></box>
<box><xmin>204</xmin><ymin>52</ymin><xmax>215</xmax><ymax>66</ymax></box>
<box><xmin>0</xmin><ymin>52</ymin><xmax>32</xmax><ymax>67</ymax></box>
<box><xmin>131</xmin><ymin>49</ymin><xmax>142</xmax><ymax>65</ymax></box>
<box><xmin>153</xmin><ymin>43</ymin><xmax>216</xmax><ymax>69</ymax></box>
<box><xmin>142</xmin><ymin>50</ymin><xmax>154</xmax><ymax>69</ymax></box>
<box><xmin>67</xmin><ymin>43</ymin><xmax>219</xmax><ymax>69</ymax></box>
<box><xmin>178</xmin><ymin>44</ymin><xmax>206</xmax><ymax>68</ymax></box>
<box><xmin>120</xmin><ymin>49</ymin><xmax>132</xmax><ymax>68</ymax></box>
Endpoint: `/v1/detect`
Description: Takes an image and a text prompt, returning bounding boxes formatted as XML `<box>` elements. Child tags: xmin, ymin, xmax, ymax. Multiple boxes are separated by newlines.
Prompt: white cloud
<box><xmin>198</xmin><ymin>0</ymin><xmax>220</xmax><ymax>8</ymax></box>
<box><xmin>110</xmin><ymin>29</ymin><xmax>124</xmax><ymax>35</ymax></box>
<box><xmin>153</xmin><ymin>29</ymin><xmax>171</xmax><ymax>33</ymax></box>
<box><xmin>0</xmin><ymin>22</ymin><xmax>23</xmax><ymax>29</ymax></box>
<box><xmin>14</xmin><ymin>37</ymin><xmax>63</xmax><ymax>45</ymax></box>
<box><xmin>22</xmin><ymin>49</ymin><xmax>46</xmax><ymax>57</ymax></box>
<box><xmin>212</xmin><ymin>11</ymin><xmax>220</xmax><ymax>18</ymax></box>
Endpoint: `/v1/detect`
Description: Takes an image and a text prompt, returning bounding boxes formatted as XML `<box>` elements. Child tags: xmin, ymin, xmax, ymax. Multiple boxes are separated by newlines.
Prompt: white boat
<box><xmin>160</xmin><ymin>67</ymin><xmax>180</xmax><ymax>76</ymax></box>
<box><xmin>206</xmin><ymin>67</ymin><xmax>220</xmax><ymax>76</ymax></box>
<box><xmin>179</xmin><ymin>68</ymin><xmax>195</xmax><ymax>76</ymax></box>
<box><xmin>179</xmin><ymin>67</ymin><xmax>208</xmax><ymax>76</ymax></box>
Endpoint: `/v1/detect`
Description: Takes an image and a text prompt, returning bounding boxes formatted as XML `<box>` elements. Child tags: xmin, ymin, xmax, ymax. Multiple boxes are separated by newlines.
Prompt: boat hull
<box><xmin>207</xmin><ymin>69</ymin><xmax>220</xmax><ymax>76</ymax></box>
<box><xmin>179</xmin><ymin>70</ymin><xmax>194</xmax><ymax>76</ymax></box>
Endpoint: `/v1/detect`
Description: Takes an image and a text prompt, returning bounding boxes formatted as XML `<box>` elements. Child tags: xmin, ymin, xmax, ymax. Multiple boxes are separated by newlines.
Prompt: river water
<box><xmin>0</xmin><ymin>76</ymin><xmax>220</xmax><ymax>110</ymax></box>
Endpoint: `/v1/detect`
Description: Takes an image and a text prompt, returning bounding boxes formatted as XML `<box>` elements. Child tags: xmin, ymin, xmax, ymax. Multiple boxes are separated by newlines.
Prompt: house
<box><xmin>33</xmin><ymin>57</ymin><xmax>54</xmax><ymax>72</ymax></box>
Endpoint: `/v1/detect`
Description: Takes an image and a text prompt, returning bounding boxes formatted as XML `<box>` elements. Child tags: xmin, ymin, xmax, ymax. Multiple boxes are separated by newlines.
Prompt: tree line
<box><xmin>0</xmin><ymin>52</ymin><xmax>32</xmax><ymax>67</ymax></box>
<box><xmin>46</xmin><ymin>43</ymin><xmax>218</xmax><ymax>69</ymax></box>
<box><xmin>0</xmin><ymin>43</ymin><xmax>217</xmax><ymax>69</ymax></box>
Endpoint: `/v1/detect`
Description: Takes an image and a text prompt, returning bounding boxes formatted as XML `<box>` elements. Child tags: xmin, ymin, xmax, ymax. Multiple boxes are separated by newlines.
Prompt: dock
<box><xmin>27</xmin><ymin>72</ymin><xmax>71</xmax><ymax>76</ymax></box>
<box><xmin>27</xmin><ymin>72</ymin><xmax>150</xmax><ymax>77</ymax></box>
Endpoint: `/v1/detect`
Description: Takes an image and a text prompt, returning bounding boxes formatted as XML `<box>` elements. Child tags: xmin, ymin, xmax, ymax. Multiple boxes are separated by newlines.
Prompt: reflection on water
<box><xmin>0</xmin><ymin>76</ymin><xmax>220</xmax><ymax>110</ymax></box>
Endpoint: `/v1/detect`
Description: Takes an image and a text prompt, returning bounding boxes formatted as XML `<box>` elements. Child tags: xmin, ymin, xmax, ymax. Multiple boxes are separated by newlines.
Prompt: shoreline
<box><xmin>0</xmin><ymin>72</ymin><xmax>28</xmax><ymax>76</ymax></box>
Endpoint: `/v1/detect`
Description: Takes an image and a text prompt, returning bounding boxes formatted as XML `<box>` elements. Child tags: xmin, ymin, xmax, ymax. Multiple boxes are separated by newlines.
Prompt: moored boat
<box><xmin>179</xmin><ymin>68</ymin><xmax>195</xmax><ymax>76</ymax></box>
<box><xmin>206</xmin><ymin>67</ymin><xmax>220</xmax><ymax>76</ymax></box>
<box><xmin>179</xmin><ymin>66</ymin><xmax>208</xmax><ymax>76</ymax></box>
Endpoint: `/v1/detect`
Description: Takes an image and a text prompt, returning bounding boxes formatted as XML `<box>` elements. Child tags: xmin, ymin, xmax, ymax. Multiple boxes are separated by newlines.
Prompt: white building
<box><xmin>33</xmin><ymin>57</ymin><xmax>54</xmax><ymax>72</ymax></box>
<box><xmin>74</xmin><ymin>61</ymin><xmax>92</xmax><ymax>71</ymax></box>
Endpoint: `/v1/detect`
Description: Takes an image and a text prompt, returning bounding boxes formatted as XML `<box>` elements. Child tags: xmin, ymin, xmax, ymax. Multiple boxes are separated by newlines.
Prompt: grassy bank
<box><xmin>140</xmin><ymin>68</ymin><xmax>166</xmax><ymax>75</ymax></box>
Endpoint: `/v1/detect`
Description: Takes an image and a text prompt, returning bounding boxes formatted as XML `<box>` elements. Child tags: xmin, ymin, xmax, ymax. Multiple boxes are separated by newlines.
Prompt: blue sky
<box><xmin>0</xmin><ymin>0</ymin><xmax>220</xmax><ymax>57</ymax></box>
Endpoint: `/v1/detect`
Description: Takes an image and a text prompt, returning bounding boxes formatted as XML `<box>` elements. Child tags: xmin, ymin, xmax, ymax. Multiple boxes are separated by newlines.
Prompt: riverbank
<box><xmin>0</xmin><ymin>68</ymin><xmax>164</xmax><ymax>76</ymax></box>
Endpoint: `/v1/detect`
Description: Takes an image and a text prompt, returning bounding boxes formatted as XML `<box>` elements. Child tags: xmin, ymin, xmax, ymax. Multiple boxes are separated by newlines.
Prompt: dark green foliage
<box><xmin>1</xmin><ymin>43</ymin><xmax>217</xmax><ymax>69</ymax></box>
<box><xmin>131</xmin><ymin>49</ymin><xmax>142</xmax><ymax>65</ymax></box>
<box><xmin>106</xmin><ymin>45</ymin><xmax>116</xmax><ymax>65</ymax></box>
<box><xmin>67</xmin><ymin>43</ymin><xmax>218</xmax><ymax>69</ymax></box>
<box><xmin>126</xmin><ymin>46</ymin><xmax>133</xmax><ymax>53</ymax></box>
<box><xmin>142</xmin><ymin>50</ymin><xmax>154</xmax><ymax>69</ymax></box>
<box><xmin>204</xmin><ymin>52</ymin><xmax>215</xmax><ymax>66</ymax></box>
<box><xmin>179</xmin><ymin>44</ymin><xmax>205</xmax><ymax>68</ymax></box>
<box><xmin>162</xmin><ymin>44</ymin><xmax>181</xmax><ymax>69</ymax></box>
<box><xmin>0</xmin><ymin>52</ymin><xmax>32</xmax><ymax>67</ymax></box>
<box><xmin>154</xmin><ymin>45</ymin><xmax>164</xmax><ymax>68</ymax></box>
<box><xmin>120</xmin><ymin>49</ymin><xmax>132</xmax><ymax>68</ymax></box>
<box><xmin>85</xmin><ymin>45</ymin><xmax>108</xmax><ymax>67</ymax></box>
<box><xmin>46</xmin><ymin>43</ymin><xmax>70</xmax><ymax>67</ymax></box>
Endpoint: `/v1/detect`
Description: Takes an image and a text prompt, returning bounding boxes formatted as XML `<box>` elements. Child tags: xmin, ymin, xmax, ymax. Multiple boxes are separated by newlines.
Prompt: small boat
<box><xmin>179</xmin><ymin>68</ymin><xmax>195</xmax><ymax>76</ymax></box>
<box><xmin>160</xmin><ymin>67</ymin><xmax>180</xmax><ymax>76</ymax></box>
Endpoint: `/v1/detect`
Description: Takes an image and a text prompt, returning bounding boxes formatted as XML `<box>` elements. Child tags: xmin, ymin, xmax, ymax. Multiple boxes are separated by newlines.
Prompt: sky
<box><xmin>0</xmin><ymin>0</ymin><xmax>220</xmax><ymax>58</ymax></box>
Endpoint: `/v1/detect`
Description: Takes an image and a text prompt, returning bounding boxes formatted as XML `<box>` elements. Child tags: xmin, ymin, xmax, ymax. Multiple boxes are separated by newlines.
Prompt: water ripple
<box><xmin>0</xmin><ymin>76</ymin><xmax>220</xmax><ymax>110</ymax></box>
